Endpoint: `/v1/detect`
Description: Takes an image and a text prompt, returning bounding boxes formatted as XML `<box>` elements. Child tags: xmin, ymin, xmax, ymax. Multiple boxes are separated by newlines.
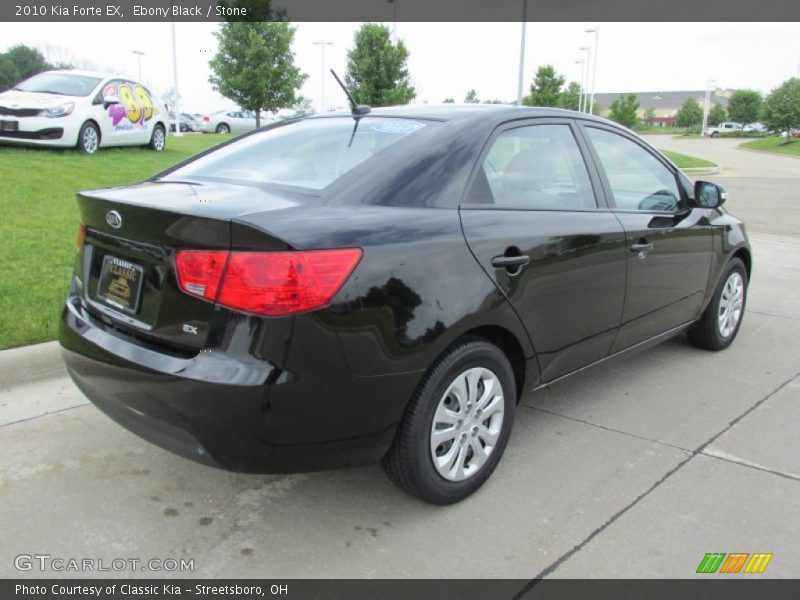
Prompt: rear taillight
<box><xmin>75</xmin><ymin>223</ymin><xmax>85</xmax><ymax>252</ymax></box>
<box><xmin>174</xmin><ymin>250</ymin><xmax>228</xmax><ymax>301</ymax></box>
<box><xmin>174</xmin><ymin>249</ymin><xmax>362</xmax><ymax>317</ymax></box>
<box><xmin>203</xmin><ymin>115</ymin><xmax>210</xmax><ymax>122</ymax></box>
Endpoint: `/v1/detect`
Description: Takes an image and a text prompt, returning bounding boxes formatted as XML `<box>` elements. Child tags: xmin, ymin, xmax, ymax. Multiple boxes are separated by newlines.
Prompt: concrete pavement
<box><xmin>0</xmin><ymin>139</ymin><xmax>798</xmax><ymax>579</ymax></box>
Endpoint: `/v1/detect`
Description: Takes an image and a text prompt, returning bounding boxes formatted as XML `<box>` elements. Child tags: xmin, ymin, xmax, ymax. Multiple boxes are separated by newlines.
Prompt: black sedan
<box><xmin>60</xmin><ymin>105</ymin><xmax>751</xmax><ymax>504</ymax></box>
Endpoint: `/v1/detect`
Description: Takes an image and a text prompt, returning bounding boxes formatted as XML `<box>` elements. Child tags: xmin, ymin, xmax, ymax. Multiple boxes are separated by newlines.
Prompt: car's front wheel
<box><xmin>77</xmin><ymin>121</ymin><xmax>100</xmax><ymax>154</ymax></box>
<box><xmin>688</xmin><ymin>257</ymin><xmax>748</xmax><ymax>350</ymax></box>
<box><xmin>383</xmin><ymin>338</ymin><xmax>516</xmax><ymax>504</ymax></box>
<box><xmin>149</xmin><ymin>124</ymin><xmax>166</xmax><ymax>151</ymax></box>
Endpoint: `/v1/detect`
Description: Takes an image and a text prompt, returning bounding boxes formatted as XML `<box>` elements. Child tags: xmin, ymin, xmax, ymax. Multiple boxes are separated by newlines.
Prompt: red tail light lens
<box><xmin>174</xmin><ymin>250</ymin><xmax>228</xmax><ymax>301</ymax></box>
<box><xmin>203</xmin><ymin>115</ymin><xmax>210</xmax><ymax>122</ymax></box>
<box><xmin>174</xmin><ymin>249</ymin><xmax>362</xmax><ymax>317</ymax></box>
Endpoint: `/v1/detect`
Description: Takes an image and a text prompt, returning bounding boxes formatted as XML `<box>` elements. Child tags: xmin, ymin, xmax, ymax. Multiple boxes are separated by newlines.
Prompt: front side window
<box><xmin>165</xmin><ymin>117</ymin><xmax>432</xmax><ymax>191</ymax></box>
<box><xmin>585</xmin><ymin>127</ymin><xmax>681</xmax><ymax>212</ymax></box>
<box><xmin>15</xmin><ymin>72</ymin><xmax>102</xmax><ymax>97</ymax></box>
<box><xmin>466</xmin><ymin>124</ymin><xmax>596</xmax><ymax>210</ymax></box>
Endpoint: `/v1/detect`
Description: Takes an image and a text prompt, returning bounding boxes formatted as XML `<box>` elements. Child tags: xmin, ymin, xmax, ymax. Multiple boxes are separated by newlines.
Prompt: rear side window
<box><xmin>167</xmin><ymin>117</ymin><xmax>432</xmax><ymax>191</ymax></box>
<box><xmin>584</xmin><ymin>127</ymin><xmax>681</xmax><ymax>212</ymax></box>
<box><xmin>466</xmin><ymin>124</ymin><xmax>596</xmax><ymax>210</ymax></box>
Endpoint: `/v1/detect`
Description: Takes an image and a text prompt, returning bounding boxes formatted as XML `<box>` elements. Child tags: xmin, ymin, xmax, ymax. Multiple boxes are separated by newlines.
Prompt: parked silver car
<box><xmin>200</xmin><ymin>110</ymin><xmax>276</xmax><ymax>134</ymax></box>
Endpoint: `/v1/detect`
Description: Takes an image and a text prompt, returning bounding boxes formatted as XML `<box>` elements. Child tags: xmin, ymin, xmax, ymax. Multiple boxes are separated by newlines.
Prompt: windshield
<box><xmin>165</xmin><ymin>117</ymin><xmax>434</xmax><ymax>191</ymax></box>
<box><xmin>14</xmin><ymin>72</ymin><xmax>102</xmax><ymax>97</ymax></box>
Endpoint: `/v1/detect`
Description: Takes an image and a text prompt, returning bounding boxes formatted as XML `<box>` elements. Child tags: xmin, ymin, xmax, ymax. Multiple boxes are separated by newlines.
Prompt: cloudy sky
<box><xmin>1</xmin><ymin>22</ymin><xmax>798</xmax><ymax>113</ymax></box>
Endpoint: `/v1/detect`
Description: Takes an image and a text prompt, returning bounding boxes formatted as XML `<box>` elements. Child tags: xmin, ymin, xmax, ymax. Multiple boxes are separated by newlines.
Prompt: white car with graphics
<box><xmin>0</xmin><ymin>70</ymin><xmax>168</xmax><ymax>153</ymax></box>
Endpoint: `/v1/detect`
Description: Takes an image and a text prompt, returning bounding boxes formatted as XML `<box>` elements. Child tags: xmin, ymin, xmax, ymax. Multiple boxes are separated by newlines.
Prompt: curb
<box><xmin>682</xmin><ymin>166</ymin><xmax>720</xmax><ymax>176</ymax></box>
<box><xmin>0</xmin><ymin>341</ymin><xmax>65</xmax><ymax>390</ymax></box>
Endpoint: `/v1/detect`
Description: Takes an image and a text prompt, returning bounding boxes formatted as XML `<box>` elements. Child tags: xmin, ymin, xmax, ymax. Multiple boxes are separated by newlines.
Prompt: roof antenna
<box><xmin>330</xmin><ymin>69</ymin><xmax>371</xmax><ymax>117</ymax></box>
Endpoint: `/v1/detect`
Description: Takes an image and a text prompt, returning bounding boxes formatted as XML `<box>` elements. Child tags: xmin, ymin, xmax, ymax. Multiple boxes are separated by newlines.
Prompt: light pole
<box><xmin>313</xmin><ymin>41</ymin><xmax>333</xmax><ymax>113</ymax></box>
<box><xmin>170</xmin><ymin>23</ymin><xmax>182</xmax><ymax>136</ymax></box>
<box><xmin>575</xmin><ymin>59</ymin><xmax>585</xmax><ymax>113</ymax></box>
<box><xmin>386</xmin><ymin>0</ymin><xmax>398</xmax><ymax>44</ymax></box>
<box><xmin>585</xmin><ymin>27</ymin><xmax>599</xmax><ymax>114</ymax></box>
<box><xmin>132</xmin><ymin>50</ymin><xmax>145</xmax><ymax>81</ymax></box>
<box><xmin>701</xmin><ymin>78</ymin><xmax>716</xmax><ymax>137</ymax></box>
<box><xmin>579</xmin><ymin>45</ymin><xmax>591</xmax><ymax>113</ymax></box>
<box><xmin>516</xmin><ymin>0</ymin><xmax>528</xmax><ymax>105</ymax></box>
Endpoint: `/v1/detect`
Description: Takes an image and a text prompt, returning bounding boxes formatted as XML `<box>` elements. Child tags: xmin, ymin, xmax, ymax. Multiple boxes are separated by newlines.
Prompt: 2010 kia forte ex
<box><xmin>60</xmin><ymin>104</ymin><xmax>751</xmax><ymax>504</ymax></box>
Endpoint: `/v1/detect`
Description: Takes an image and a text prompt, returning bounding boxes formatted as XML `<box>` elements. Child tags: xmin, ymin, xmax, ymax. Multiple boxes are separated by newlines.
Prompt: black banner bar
<box><xmin>5</xmin><ymin>580</ymin><xmax>800</xmax><ymax>600</ymax></box>
<box><xmin>2</xmin><ymin>0</ymin><xmax>800</xmax><ymax>22</ymax></box>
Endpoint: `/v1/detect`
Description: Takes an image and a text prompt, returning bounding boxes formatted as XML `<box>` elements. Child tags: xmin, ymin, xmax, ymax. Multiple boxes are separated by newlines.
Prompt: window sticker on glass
<box><xmin>370</xmin><ymin>120</ymin><xmax>425</xmax><ymax>134</ymax></box>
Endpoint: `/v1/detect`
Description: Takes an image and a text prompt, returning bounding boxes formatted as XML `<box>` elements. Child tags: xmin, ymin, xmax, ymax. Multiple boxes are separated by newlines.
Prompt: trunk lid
<box><xmin>75</xmin><ymin>180</ymin><xmax>306</xmax><ymax>351</ymax></box>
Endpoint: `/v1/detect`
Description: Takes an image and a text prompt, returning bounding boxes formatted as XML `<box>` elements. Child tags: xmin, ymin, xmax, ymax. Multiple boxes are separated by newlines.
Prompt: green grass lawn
<box><xmin>0</xmin><ymin>134</ymin><xmax>233</xmax><ymax>350</ymax></box>
<box><xmin>660</xmin><ymin>150</ymin><xmax>717</xmax><ymax>169</ymax></box>
<box><xmin>740</xmin><ymin>135</ymin><xmax>800</xmax><ymax>157</ymax></box>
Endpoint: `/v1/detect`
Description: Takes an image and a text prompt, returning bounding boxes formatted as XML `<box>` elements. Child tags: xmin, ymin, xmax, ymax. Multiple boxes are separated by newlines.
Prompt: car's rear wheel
<box><xmin>710</xmin><ymin>131</ymin><xmax>719</xmax><ymax>138</ymax></box>
<box><xmin>149</xmin><ymin>124</ymin><xmax>166</xmax><ymax>151</ymax></box>
<box><xmin>383</xmin><ymin>338</ymin><xmax>516</xmax><ymax>504</ymax></box>
<box><xmin>687</xmin><ymin>257</ymin><xmax>748</xmax><ymax>351</ymax></box>
<box><xmin>216</xmin><ymin>123</ymin><xmax>230</xmax><ymax>134</ymax></box>
<box><xmin>77</xmin><ymin>121</ymin><xmax>99</xmax><ymax>154</ymax></box>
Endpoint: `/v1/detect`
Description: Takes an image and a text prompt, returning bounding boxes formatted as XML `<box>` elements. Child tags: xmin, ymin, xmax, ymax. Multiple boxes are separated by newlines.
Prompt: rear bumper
<box><xmin>60</xmin><ymin>295</ymin><xmax>421</xmax><ymax>473</ymax></box>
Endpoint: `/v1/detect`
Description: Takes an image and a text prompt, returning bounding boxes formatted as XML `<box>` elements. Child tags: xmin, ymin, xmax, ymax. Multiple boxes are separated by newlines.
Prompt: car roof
<box><xmin>41</xmin><ymin>69</ymin><xmax>116</xmax><ymax>80</ymax></box>
<box><xmin>311</xmin><ymin>103</ymin><xmax>616</xmax><ymax>127</ymax></box>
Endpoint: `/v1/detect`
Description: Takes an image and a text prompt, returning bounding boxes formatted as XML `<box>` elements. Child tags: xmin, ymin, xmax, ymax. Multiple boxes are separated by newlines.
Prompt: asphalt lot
<box><xmin>1</xmin><ymin>137</ymin><xmax>798</xmax><ymax>579</ymax></box>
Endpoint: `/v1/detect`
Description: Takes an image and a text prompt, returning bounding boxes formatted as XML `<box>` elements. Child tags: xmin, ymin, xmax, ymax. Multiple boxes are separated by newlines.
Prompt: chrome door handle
<box><xmin>491</xmin><ymin>255</ymin><xmax>531</xmax><ymax>268</ymax></box>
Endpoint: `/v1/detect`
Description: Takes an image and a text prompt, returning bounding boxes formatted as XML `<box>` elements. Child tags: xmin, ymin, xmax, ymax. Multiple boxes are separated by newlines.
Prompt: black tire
<box><xmin>148</xmin><ymin>124</ymin><xmax>166</xmax><ymax>151</ymax></box>
<box><xmin>710</xmin><ymin>131</ymin><xmax>719</xmax><ymax>138</ymax></box>
<box><xmin>76</xmin><ymin>121</ymin><xmax>100</xmax><ymax>154</ymax></box>
<box><xmin>216</xmin><ymin>123</ymin><xmax>230</xmax><ymax>134</ymax></box>
<box><xmin>687</xmin><ymin>258</ymin><xmax>748</xmax><ymax>351</ymax></box>
<box><xmin>383</xmin><ymin>337</ymin><xmax>516</xmax><ymax>505</ymax></box>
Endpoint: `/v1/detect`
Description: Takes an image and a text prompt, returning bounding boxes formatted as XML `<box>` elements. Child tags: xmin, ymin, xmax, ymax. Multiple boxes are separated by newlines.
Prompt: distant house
<box><xmin>592</xmin><ymin>90</ymin><xmax>731</xmax><ymax>127</ymax></box>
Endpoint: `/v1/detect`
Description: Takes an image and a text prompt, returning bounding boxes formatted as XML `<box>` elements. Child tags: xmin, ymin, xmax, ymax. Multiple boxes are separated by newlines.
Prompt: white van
<box><xmin>0</xmin><ymin>70</ymin><xmax>168</xmax><ymax>153</ymax></box>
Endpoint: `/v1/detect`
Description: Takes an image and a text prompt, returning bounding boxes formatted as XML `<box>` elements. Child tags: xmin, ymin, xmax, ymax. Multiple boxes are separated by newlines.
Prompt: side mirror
<box><xmin>695</xmin><ymin>181</ymin><xmax>727</xmax><ymax>209</ymax></box>
<box><xmin>103</xmin><ymin>96</ymin><xmax>120</xmax><ymax>109</ymax></box>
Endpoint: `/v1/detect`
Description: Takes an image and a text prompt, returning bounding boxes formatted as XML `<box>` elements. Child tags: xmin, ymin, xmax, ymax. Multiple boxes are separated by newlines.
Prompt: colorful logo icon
<box><xmin>696</xmin><ymin>552</ymin><xmax>773</xmax><ymax>574</ymax></box>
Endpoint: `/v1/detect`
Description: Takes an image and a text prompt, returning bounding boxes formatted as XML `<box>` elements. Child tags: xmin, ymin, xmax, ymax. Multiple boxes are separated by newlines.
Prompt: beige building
<box><xmin>592</xmin><ymin>89</ymin><xmax>731</xmax><ymax>127</ymax></box>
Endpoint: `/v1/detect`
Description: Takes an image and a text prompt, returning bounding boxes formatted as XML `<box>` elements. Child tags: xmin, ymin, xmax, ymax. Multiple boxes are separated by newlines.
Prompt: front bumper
<box><xmin>60</xmin><ymin>295</ymin><xmax>421</xmax><ymax>473</ymax></box>
<box><xmin>0</xmin><ymin>114</ymin><xmax>82</xmax><ymax>147</ymax></box>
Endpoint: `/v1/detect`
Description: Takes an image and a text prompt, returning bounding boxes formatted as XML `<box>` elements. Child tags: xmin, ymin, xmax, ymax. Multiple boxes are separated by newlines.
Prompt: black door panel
<box><xmin>611</xmin><ymin>209</ymin><xmax>713</xmax><ymax>350</ymax></box>
<box><xmin>578</xmin><ymin>124</ymin><xmax>714</xmax><ymax>352</ymax></box>
<box><xmin>461</xmin><ymin>209</ymin><xmax>627</xmax><ymax>382</ymax></box>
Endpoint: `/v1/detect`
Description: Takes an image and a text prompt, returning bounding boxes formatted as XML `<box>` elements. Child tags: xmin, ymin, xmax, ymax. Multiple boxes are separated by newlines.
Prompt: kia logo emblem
<box><xmin>106</xmin><ymin>210</ymin><xmax>122</xmax><ymax>229</ymax></box>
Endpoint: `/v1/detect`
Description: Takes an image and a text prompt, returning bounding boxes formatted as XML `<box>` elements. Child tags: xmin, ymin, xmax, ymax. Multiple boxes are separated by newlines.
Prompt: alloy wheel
<box><xmin>718</xmin><ymin>271</ymin><xmax>744</xmax><ymax>338</ymax></box>
<box><xmin>83</xmin><ymin>127</ymin><xmax>98</xmax><ymax>153</ymax></box>
<box><xmin>429</xmin><ymin>367</ymin><xmax>505</xmax><ymax>482</ymax></box>
<box><xmin>153</xmin><ymin>127</ymin><xmax>165</xmax><ymax>150</ymax></box>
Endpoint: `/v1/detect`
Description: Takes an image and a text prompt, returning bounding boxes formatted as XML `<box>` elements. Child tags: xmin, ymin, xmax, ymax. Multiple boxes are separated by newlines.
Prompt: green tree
<box><xmin>675</xmin><ymin>98</ymin><xmax>703</xmax><ymax>132</ymax></box>
<box><xmin>523</xmin><ymin>65</ymin><xmax>566</xmax><ymax>107</ymax></box>
<box><xmin>344</xmin><ymin>23</ymin><xmax>415</xmax><ymax>107</ymax></box>
<box><xmin>557</xmin><ymin>81</ymin><xmax>581</xmax><ymax>111</ymax></box>
<box><xmin>643</xmin><ymin>107</ymin><xmax>656</xmax><ymax>126</ymax></box>
<box><xmin>3</xmin><ymin>45</ymin><xmax>51</xmax><ymax>81</ymax></box>
<box><xmin>727</xmin><ymin>89</ymin><xmax>763</xmax><ymax>126</ymax></box>
<box><xmin>209</xmin><ymin>21</ymin><xmax>307</xmax><ymax>127</ymax></box>
<box><xmin>762</xmin><ymin>77</ymin><xmax>800</xmax><ymax>141</ymax></box>
<box><xmin>608</xmin><ymin>93</ymin><xmax>640</xmax><ymax>128</ymax></box>
<box><xmin>0</xmin><ymin>56</ymin><xmax>21</xmax><ymax>91</ymax></box>
<box><xmin>464</xmin><ymin>89</ymin><xmax>479</xmax><ymax>103</ymax></box>
<box><xmin>442</xmin><ymin>97</ymin><xmax>455</xmax><ymax>103</ymax></box>
<box><xmin>483</xmin><ymin>98</ymin><xmax>506</xmax><ymax>104</ymax></box>
<box><xmin>708</xmin><ymin>104</ymin><xmax>727</xmax><ymax>127</ymax></box>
